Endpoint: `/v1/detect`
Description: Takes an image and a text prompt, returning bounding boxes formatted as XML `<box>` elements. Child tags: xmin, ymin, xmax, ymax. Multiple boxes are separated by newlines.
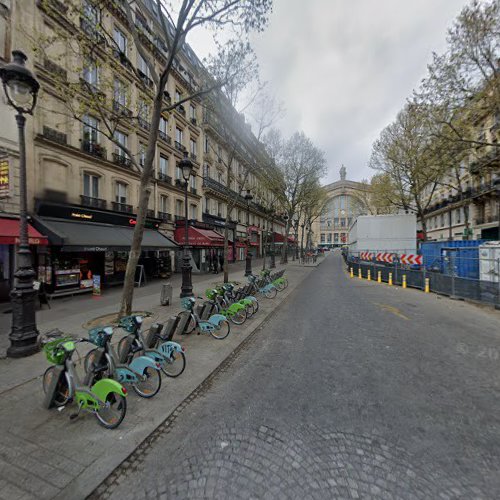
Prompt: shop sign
<box><xmin>71</xmin><ymin>212</ymin><xmax>93</xmax><ymax>220</ymax></box>
<box><xmin>0</xmin><ymin>158</ymin><xmax>9</xmax><ymax>198</ymax></box>
<box><xmin>92</xmin><ymin>275</ymin><xmax>101</xmax><ymax>296</ymax></box>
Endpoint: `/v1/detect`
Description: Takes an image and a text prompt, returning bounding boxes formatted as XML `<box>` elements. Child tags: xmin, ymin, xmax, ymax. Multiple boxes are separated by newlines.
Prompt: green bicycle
<box><xmin>41</xmin><ymin>333</ymin><xmax>127</xmax><ymax>429</ymax></box>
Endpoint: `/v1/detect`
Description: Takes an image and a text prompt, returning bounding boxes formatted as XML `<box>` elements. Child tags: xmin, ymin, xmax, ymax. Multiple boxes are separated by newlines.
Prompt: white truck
<box><xmin>348</xmin><ymin>214</ymin><xmax>417</xmax><ymax>255</ymax></box>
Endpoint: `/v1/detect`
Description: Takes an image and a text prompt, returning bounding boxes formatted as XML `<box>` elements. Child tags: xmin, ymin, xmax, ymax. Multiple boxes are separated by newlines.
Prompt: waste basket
<box><xmin>160</xmin><ymin>282</ymin><xmax>172</xmax><ymax>306</ymax></box>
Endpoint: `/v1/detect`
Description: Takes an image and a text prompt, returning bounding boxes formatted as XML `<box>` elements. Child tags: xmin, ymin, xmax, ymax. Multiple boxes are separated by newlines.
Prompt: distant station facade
<box><xmin>312</xmin><ymin>166</ymin><xmax>368</xmax><ymax>249</ymax></box>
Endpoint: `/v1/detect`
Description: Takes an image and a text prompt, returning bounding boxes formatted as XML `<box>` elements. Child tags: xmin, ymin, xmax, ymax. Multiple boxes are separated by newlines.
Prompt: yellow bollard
<box><xmin>388</xmin><ymin>272</ymin><xmax>393</xmax><ymax>286</ymax></box>
<box><xmin>425</xmin><ymin>277</ymin><xmax>430</xmax><ymax>293</ymax></box>
<box><xmin>350</xmin><ymin>267</ymin><xmax>354</xmax><ymax>278</ymax></box>
<box><xmin>367</xmin><ymin>270</ymin><xmax>371</xmax><ymax>281</ymax></box>
<box><xmin>377</xmin><ymin>271</ymin><xmax>382</xmax><ymax>283</ymax></box>
<box><xmin>402</xmin><ymin>275</ymin><xmax>407</xmax><ymax>289</ymax></box>
<box><xmin>358</xmin><ymin>268</ymin><xmax>362</xmax><ymax>279</ymax></box>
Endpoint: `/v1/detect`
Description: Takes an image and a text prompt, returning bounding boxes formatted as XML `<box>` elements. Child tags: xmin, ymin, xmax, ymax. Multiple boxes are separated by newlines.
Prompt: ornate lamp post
<box><xmin>292</xmin><ymin>216</ymin><xmax>299</xmax><ymax>261</ymax></box>
<box><xmin>1</xmin><ymin>51</ymin><xmax>40</xmax><ymax>358</ymax></box>
<box><xmin>179</xmin><ymin>152</ymin><xmax>194</xmax><ymax>298</ymax></box>
<box><xmin>270</xmin><ymin>210</ymin><xmax>276</xmax><ymax>269</ymax></box>
<box><xmin>244</xmin><ymin>189</ymin><xmax>253</xmax><ymax>276</ymax></box>
<box><xmin>300</xmin><ymin>222</ymin><xmax>305</xmax><ymax>261</ymax></box>
<box><xmin>282</xmin><ymin>213</ymin><xmax>289</xmax><ymax>264</ymax></box>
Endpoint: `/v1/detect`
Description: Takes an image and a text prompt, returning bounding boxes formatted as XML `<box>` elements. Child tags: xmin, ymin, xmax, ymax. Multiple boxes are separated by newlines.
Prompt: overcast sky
<box><xmin>187</xmin><ymin>0</ymin><xmax>467</xmax><ymax>184</ymax></box>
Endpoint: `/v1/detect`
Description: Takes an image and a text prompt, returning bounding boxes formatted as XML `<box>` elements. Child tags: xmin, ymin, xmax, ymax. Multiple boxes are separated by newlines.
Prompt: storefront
<box><xmin>0</xmin><ymin>216</ymin><xmax>49</xmax><ymax>301</ymax></box>
<box><xmin>174</xmin><ymin>223</ymin><xmax>225</xmax><ymax>273</ymax></box>
<box><xmin>247</xmin><ymin>225</ymin><xmax>261</xmax><ymax>258</ymax></box>
<box><xmin>32</xmin><ymin>202</ymin><xmax>177</xmax><ymax>296</ymax></box>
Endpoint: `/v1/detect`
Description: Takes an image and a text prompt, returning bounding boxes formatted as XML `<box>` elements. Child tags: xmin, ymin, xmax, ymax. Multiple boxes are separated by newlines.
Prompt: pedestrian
<box><xmin>219</xmin><ymin>252</ymin><xmax>225</xmax><ymax>274</ymax></box>
<box><xmin>213</xmin><ymin>251</ymin><xmax>219</xmax><ymax>274</ymax></box>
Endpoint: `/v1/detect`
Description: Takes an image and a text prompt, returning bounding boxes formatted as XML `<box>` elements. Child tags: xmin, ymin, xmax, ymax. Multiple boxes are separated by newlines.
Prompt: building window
<box><xmin>175</xmin><ymin>127</ymin><xmax>183</xmax><ymax>147</ymax></box>
<box><xmin>139</xmin><ymin>143</ymin><xmax>146</xmax><ymax>167</ymax></box>
<box><xmin>159</xmin><ymin>116</ymin><xmax>168</xmax><ymax>135</ymax></box>
<box><xmin>83</xmin><ymin>173</ymin><xmax>99</xmax><ymax>198</ymax></box>
<box><xmin>327</xmin><ymin>233</ymin><xmax>332</xmax><ymax>243</ymax></box>
<box><xmin>218</xmin><ymin>171</ymin><xmax>223</xmax><ymax>184</ymax></box>
<box><xmin>137</xmin><ymin>53</ymin><xmax>150</xmax><ymax>77</ymax></box>
<box><xmin>218</xmin><ymin>201</ymin><xmax>223</xmax><ymax>217</ymax></box>
<box><xmin>83</xmin><ymin>0</ymin><xmax>99</xmax><ymax>24</ymax></box>
<box><xmin>113</xmin><ymin>131</ymin><xmax>128</xmax><ymax>158</ymax></box>
<box><xmin>334</xmin><ymin>233</ymin><xmax>339</xmax><ymax>243</ymax></box>
<box><xmin>190</xmin><ymin>105</ymin><xmax>196</xmax><ymax>120</ymax></box>
<box><xmin>320</xmin><ymin>234</ymin><xmax>325</xmax><ymax>243</ymax></box>
<box><xmin>113</xmin><ymin>27</ymin><xmax>127</xmax><ymax>53</ymax></box>
<box><xmin>175</xmin><ymin>88</ymin><xmax>181</xmax><ymax>103</ymax></box>
<box><xmin>115</xmin><ymin>182</ymin><xmax>128</xmax><ymax>204</ymax></box>
<box><xmin>190</xmin><ymin>204</ymin><xmax>197</xmax><ymax>220</ymax></box>
<box><xmin>138</xmin><ymin>100</ymin><xmax>150</xmax><ymax>121</ymax></box>
<box><xmin>159</xmin><ymin>155</ymin><xmax>168</xmax><ymax>175</ymax></box>
<box><xmin>175</xmin><ymin>199</ymin><xmax>183</xmax><ymax>216</ymax></box>
<box><xmin>160</xmin><ymin>195</ymin><xmax>168</xmax><ymax>213</ymax></box>
<box><xmin>190</xmin><ymin>175</ymin><xmax>196</xmax><ymax>190</ymax></box>
<box><xmin>440</xmin><ymin>213</ymin><xmax>445</xmax><ymax>227</ymax></box>
<box><xmin>456</xmin><ymin>208</ymin><xmax>461</xmax><ymax>224</ymax></box>
<box><xmin>204</xmin><ymin>135</ymin><xmax>209</xmax><ymax>153</ymax></box>
<box><xmin>205</xmin><ymin>197</ymin><xmax>210</xmax><ymax>213</ymax></box>
<box><xmin>204</xmin><ymin>164</ymin><xmax>210</xmax><ymax>178</ymax></box>
<box><xmin>83</xmin><ymin>60</ymin><xmax>99</xmax><ymax>86</ymax></box>
<box><xmin>82</xmin><ymin>115</ymin><xmax>99</xmax><ymax>144</ymax></box>
<box><xmin>113</xmin><ymin>78</ymin><xmax>127</xmax><ymax>106</ymax></box>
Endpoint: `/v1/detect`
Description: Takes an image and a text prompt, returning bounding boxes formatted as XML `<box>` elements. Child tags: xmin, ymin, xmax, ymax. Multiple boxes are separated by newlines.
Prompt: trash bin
<box><xmin>160</xmin><ymin>282</ymin><xmax>172</xmax><ymax>306</ymax></box>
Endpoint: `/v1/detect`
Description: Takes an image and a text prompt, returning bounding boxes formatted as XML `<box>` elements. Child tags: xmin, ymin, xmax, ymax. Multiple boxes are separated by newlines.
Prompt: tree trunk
<box><xmin>119</xmin><ymin>90</ymin><xmax>163</xmax><ymax>317</ymax></box>
<box><xmin>223</xmin><ymin>223</ymin><xmax>229</xmax><ymax>283</ymax></box>
<box><xmin>280</xmin><ymin>221</ymin><xmax>290</xmax><ymax>264</ymax></box>
<box><xmin>262</xmin><ymin>225</ymin><xmax>267</xmax><ymax>270</ymax></box>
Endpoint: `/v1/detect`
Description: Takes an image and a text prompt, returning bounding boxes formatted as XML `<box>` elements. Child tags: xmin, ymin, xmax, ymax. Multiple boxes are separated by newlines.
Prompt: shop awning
<box><xmin>32</xmin><ymin>217</ymin><xmax>177</xmax><ymax>251</ymax></box>
<box><xmin>273</xmin><ymin>232</ymin><xmax>285</xmax><ymax>243</ymax></box>
<box><xmin>0</xmin><ymin>218</ymin><xmax>48</xmax><ymax>245</ymax></box>
<box><xmin>174</xmin><ymin>226</ymin><xmax>224</xmax><ymax>247</ymax></box>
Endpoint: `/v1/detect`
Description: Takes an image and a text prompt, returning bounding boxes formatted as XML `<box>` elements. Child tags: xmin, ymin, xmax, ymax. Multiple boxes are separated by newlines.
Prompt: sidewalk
<box><xmin>0</xmin><ymin>257</ymin><xmax>323</xmax><ymax>500</ymax></box>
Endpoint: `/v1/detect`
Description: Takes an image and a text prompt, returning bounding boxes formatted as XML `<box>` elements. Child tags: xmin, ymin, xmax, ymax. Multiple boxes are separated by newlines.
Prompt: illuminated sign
<box><xmin>71</xmin><ymin>212</ymin><xmax>93</xmax><ymax>220</ymax></box>
<box><xmin>0</xmin><ymin>158</ymin><xmax>9</xmax><ymax>198</ymax></box>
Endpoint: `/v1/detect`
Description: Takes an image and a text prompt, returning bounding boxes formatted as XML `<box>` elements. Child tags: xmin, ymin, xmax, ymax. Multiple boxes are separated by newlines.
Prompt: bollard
<box><xmin>425</xmin><ymin>277</ymin><xmax>430</xmax><ymax>293</ymax></box>
<box><xmin>367</xmin><ymin>270</ymin><xmax>371</xmax><ymax>281</ymax></box>
<box><xmin>402</xmin><ymin>275</ymin><xmax>407</xmax><ymax>289</ymax></box>
<box><xmin>388</xmin><ymin>272</ymin><xmax>393</xmax><ymax>286</ymax></box>
<box><xmin>358</xmin><ymin>268</ymin><xmax>362</xmax><ymax>279</ymax></box>
<box><xmin>377</xmin><ymin>271</ymin><xmax>382</xmax><ymax>283</ymax></box>
<box><xmin>350</xmin><ymin>267</ymin><xmax>354</xmax><ymax>278</ymax></box>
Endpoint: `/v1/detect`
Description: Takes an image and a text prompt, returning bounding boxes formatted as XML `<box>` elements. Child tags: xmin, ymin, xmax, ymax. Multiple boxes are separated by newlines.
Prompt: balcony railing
<box><xmin>138</xmin><ymin>117</ymin><xmax>151</xmax><ymax>131</ymax></box>
<box><xmin>157</xmin><ymin>172</ymin><xmax>172</xmax><ymax>184</ymax></box>
<box><xmin>112</xmin><ymin>152</ymin><xmax>132</xmax><ymax>168</ymax></box>
<box><xmin>175</xmin><ymin>178</ymin><xmax>186</xmax><ymax>188</ymax></box>
<box><xmin>82</xmin><ymin>140</ymin><xmax>106</xmax><ymax>159</ymax></box>
<box><xmin>190</xmin><ymin>152</ymin><xmax>197</xmax><ymax>162</ymax></box>
<box><xmin>158</xmin><ymin>212</ymin><xmax>172</xmax><ymax>222</ymax></box>
<box><xmin>174</xmin><ymin>141</ymin><xmax>184</xmax><ymax>151</ymax></box>
<box><xmin>163</xmin><ymin>91</ymin><xmax>171</xmax><ymax>104</ymax></box>
<box><xmin>158</xmin><ymin>130</ymin><xmax>171</xmax><ymax>144</ymax></box>
<box><xmin>113</xmin><ymin>100</ymin><xmax>133</xmax><ymax>117</ymax></box>
<box><xmin>190</xmin><ymin>187</ymin><xmax>197</xmax><ymax>195</ymax></box>
<box><xmin>202</xmin><ymin>176</ymin><xmax>247</xmax><ymax>205</ymax></box>
<box><xmin>80</xmin><ymin>195</ymin><xmax>106</xmax><ymax>210</ymax></box>
<box><xmin>138</xmin><ymin>70</ymin><xmax>153</xmax><ymax>89</ymax></box>
<box><xmin>42</xmin><ymin>126</ymin><xmax>67</xmax><ymax>145</ymax></box>
<box><xmin>146</xmin><ymin>209</ymin><xmax>155</xmax><ymax>218</ymax></box>
<box><xmin>475</xmin><ymin>215</ymin><xmax>498</xmax><ymax>225</ymax></box>
<box><xmin>177</xmin><ymin>104</ymin><xmax>186</xmax><ymax>116</ymax></box>
<box><xmin>190</xmin><ymin>117</ymin><xmax>197</xmax><ymax>126</ymax></box>
<box><xmin>112</xmin><ymin>202</ymin><xmax>133</xmax><ymax>213</ymax></box>
<box><xmin>80</xmin><ymin>17</ymin><xmax>105</xmax><ymax>44</ymax></box>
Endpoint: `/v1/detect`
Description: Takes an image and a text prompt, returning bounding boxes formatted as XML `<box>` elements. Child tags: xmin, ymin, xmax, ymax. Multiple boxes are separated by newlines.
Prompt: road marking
<box><xmin>373</xmin><ymin>303</ymin><xmax>409</xmax><ymax>320</ymax></box>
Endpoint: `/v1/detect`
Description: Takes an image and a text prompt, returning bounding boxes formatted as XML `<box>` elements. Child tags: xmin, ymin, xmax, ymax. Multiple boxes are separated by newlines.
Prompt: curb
<box><xmin>53</xmin><ymin>269</ymin><xmax>310</xmax><ymax>500</ymax></box>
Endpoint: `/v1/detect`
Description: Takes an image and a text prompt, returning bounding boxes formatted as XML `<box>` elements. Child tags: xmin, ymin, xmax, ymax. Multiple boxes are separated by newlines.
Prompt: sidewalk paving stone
<box><xmin>0</xmin><ymin>258</ymin><xmax>320</xmax><ymax>500</ymax></box>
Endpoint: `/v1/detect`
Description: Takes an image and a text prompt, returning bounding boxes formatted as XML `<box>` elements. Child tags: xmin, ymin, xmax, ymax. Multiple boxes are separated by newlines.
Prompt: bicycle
<box><xmin>41</xmin><ymin>333</ymin><xmax>127</xmax><ymax>429</ymax></box>
<box><xmin>181</xmin><ymin>297</ymin><xmax>230</xmax><ymax>339</ymax></box>
<box><xmin>219</xmin><ymin>283</ymin><xmax>258</xmax><ymax>318</ymax></box>
<box><xmin>83</xmin><ymin>325</ymin><xmax>162</xmax><ymax>398</ymax></box>
<box><xmin>247</xmin><ymin>274</ymin><xmax>278</xmax><ymax>299</ymax></box>
<box><xmin>116</xmin><ymin>315</ymin><xmax>185</xmax><ymax>376</ymax></box>
<box><xmin>261</xmin><ymin>269</ymin><xmax>288</xmax><ymax>291</ymax></box>
<box><xmin>205</xmin><ymin>286</ymin><xmax>247</xmax><ymax>325</ymax></box>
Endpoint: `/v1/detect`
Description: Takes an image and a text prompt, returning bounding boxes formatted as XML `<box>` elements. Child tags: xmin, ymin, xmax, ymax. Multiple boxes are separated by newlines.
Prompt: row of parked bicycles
<box><xmin>40</xmin><ymin>269</ymin><xmax>288</xmax><ymax>429</ymax></box>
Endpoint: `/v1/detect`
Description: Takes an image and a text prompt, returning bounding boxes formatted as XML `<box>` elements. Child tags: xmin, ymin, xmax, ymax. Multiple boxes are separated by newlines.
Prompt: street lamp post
<box><xmin>292</xmin><ymin>216</ymin><xmax>299</xmax><ymax>261</ymax></box>
<box><xmin>282</xmin><ymin>213</ymin><xmax>289</xmax><ymax>264</ymax></box>
<box><xmin>300</xmin><ymin>223</ymin><xmax>305</xmax><ymax>261</ymax></box>
<box><xmin>244</xmin><ymin>189</ymin><xmax>253</xmax><ymax>276</ymax></box>
<box><xmin>1</xmin><ymin>51</ymin><xmax>40</xmax><ymax>358</ymax></box>
<box><xmin>179</xmin><ymin>152</ymin><xmax>194</xmax><ymax>298</ymax></box>
<box><xmin>270</xmin><ymin>210</ymin><xmax>276</xmax><ymax>269</ymax></box>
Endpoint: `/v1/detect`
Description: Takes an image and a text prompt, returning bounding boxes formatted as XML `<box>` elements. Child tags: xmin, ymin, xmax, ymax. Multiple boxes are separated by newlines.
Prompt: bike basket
<box><xmin>181</xmin><ymin>297</ymin><xmax>194</xmax><ymax>310</ymax></box>
<box><xmin>43</xmin><ymin>337</ymin><xmax>73</xmax><ymax>365</ymax></box>
<box><xmin>118</xmin><ymin>316</ymin><xmax>137</xmax><ymax>333</ymax></box>
<box><xmin>88</xmin><ymin>326</ymin><xmax>113</xmax><ymax>347</ymax></box>
<box><xmin>205</xmin><ymin>289</ymin><xmax>216</xmax><ymax>300</ymax></box>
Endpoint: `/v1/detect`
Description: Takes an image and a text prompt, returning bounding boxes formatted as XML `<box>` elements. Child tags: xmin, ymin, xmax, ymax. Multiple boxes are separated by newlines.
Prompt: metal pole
<box><xmin>180</xmin><ymin>180</ymin><xmax>193</xmax><ymax>297</ymax></box>
<box><xmin>244</xmin><ymin>202</ymin><xmax>252</xmax><ymax>276</ymax></box>
<box><xmin>270</xmin><ymin>215</ymin><xmax>276</xmax><ymax>269</ymax></box>
<box><xmin>8</xmin><ymin>113</ymin><xmax>39</xmax><ymax>357</ymax></box>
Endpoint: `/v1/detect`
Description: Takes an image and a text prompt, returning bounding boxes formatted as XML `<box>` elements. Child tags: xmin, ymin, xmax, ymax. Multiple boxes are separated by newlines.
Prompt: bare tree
<box><xmin>34</xmin><ymin>0</ymin><xmax>272</xmax><ymax>315</ymax></box>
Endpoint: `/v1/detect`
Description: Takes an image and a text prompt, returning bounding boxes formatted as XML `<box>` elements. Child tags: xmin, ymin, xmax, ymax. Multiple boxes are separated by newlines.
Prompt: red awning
<box><xmin>0</xmin><ymin>218</ymin><xmax>48</xmax><ymax>245</ymax></box>
<box><xmin>273</xmin><ymin>232</ymin><xmax>285</xmax><ymax>243</ymax></box>
<box><xmin>174</xmin><ymin>226</ymin><xmax>224</xmax><ymax>247</ymax></box>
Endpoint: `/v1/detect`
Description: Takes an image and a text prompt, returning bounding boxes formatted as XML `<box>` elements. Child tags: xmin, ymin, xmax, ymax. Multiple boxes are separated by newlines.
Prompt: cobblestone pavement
<box><xmin>93</xmin><ymin>252</ymin><xmax>500</xmax><ymax>499</ymax></box>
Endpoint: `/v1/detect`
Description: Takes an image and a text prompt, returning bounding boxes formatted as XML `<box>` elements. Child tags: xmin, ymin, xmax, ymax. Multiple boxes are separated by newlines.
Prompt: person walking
<box><xmin>219</xmin><ymin>252</ymin><xmax>225</xmax><ymax>275</ymax></box>
<box><xmin>213</xmin><ymin>250</ymin><xmax>219</xmax><ymax>274</ymax></box>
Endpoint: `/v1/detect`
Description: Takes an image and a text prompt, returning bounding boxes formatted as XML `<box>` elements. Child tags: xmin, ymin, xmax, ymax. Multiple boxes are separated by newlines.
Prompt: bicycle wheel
<box><xmin>42</xmin><ymin>366</ymin><xmax>70</xmax><ymax>407</ymax></box>
<box><xmin>264</xmin><ymin>286</ymin><xmax>277</xmax><ymax>299</ymax></box>
<box><xmin>132</xmin><ymin>366</ymin><xmax>162</xmax><ymax>398</ymax></box>
<box><xmin>281</xmin><ymin>278</ymin><xmax>289</xmax><ymax>289</ymax></box>
<box><xmin>210</xmin><ymin>319</ymin><xmax>230</xmax><ymax>340</ymax></box>
<box><xmin>229</xmin><ymin>309</ymin><xmax>246</xmax><ymax>325</ymax></box>
<box><xmin>274</xmin><ymin>280</ymin><xmax>285</xmax><ymax>291</ymax></box>
<box><xmin>161</xmin><ymin>350</ymin><xmax>186</xmax><ymax>378</ymax></box>
<box><xmin>252</xmin><ymin>299</ymin><xmax>259</xmax><ymax>314</ymax></box>
<box><xmin>95</xmin><ymin>393</ymin><xmax>127</xmax><ymax>429</ymax></box>
<box><xmin>184</xmin><ymin>314</ymin><xmax>197</xmax><ymax>334</ymax></box>
<box><xmin>245</xmin><ymin>303</ymin><xmax>254</xmax><ymax>319</ymax></box>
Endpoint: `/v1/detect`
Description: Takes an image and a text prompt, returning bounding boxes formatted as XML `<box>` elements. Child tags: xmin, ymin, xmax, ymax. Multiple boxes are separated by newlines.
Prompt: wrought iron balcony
<box><xmin>113</xmin><ymin>100</ymin><xmax>133</xmax><ymax>117</ymax></box>
<box><xmin>157</xmin><ymin>172</ymin><xmax>172</xmax><ymax>184</ymax></box>
<box><xmin>112</xmin><ymin>202</ymin><xmax>133</xmax><ymax>213</ymax></box>
<box><xmin>146</xmin><ymin>209</ymin><xmax>155</xmax><ymax>218</ymax></box>
<box><xmin>112</xmin><ymin>152</ymin><xmax>132</xmax><ymax>168</ymax></box>
<box><xmin>42</xmin><ymin>126</ymin><xmax>67</xmax><ymax>145</ymax></box>
<box><xmin>190</xmin><ymin>117</ymin><xmax>197</xmax><ymax>126</ymax></box>
<box><xmin>138</xmin><ymin>70</ymin><xmax>153</xmax><ymax>89</ymax></box>
<box><xmin>80</xmin><ymin>195</ymin><xmax>106</xmax><ymax>210</ymax></box>
<box><xmin>158</xmin><ymin>212</ymin><xmax>172</xmax><ymax>222</ymax></box>
<box><xmin>190</xmin><ymin>153</ymin><xmax>197</xmax><ymax>162</ymax></box>
<box><xmin>158</xmin><ymin>130</ymin><xmax>171</xmax><ymax>144</ymax></box>
<box><xmin>80</xmin><ymin>17</ymin><xmax>105</xmax><ymax>44</ymax></box>
<box><xmin>190</xmin><ymin>187</ymin><xmax>197</xmax><ymax>195</ymax></box>
<box><xmin>82</xmin><ymin>140</ymin><xmax>106</xmax><ymax>159</ymax></box>
<box><xmin>475</xmin><ymin>215</ymin><xmax>498</xmax><ymax>225</ymax></box>
<box><xmin>175</xmin><ymin>178</ymin><xmax>186</xmax><ymax>188</ymax></box>
<box><xmin>177</xmin><ymin>104</ymin><xmax>186</xmax><ymax>116</ymax></box>
<box><xmin>174</xmin><ymin>141</ymin><xmax>184</xmax><ymax>151</ymax></box>
<box><xmin>43</xmin><ymin>58</ymin><xmax>67</xmax><ymax>80</ymax></box>
<box><xmin>138</xmin><ymin>117</ymin><xmax>151</xmax><ymax>131</ymax></box>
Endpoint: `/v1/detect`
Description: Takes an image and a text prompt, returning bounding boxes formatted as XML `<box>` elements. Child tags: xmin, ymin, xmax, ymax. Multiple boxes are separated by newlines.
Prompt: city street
<box><xmin>94</xmin><ymin>252</ymin><xmax>500</xmax><ymax>499</ymax></box>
